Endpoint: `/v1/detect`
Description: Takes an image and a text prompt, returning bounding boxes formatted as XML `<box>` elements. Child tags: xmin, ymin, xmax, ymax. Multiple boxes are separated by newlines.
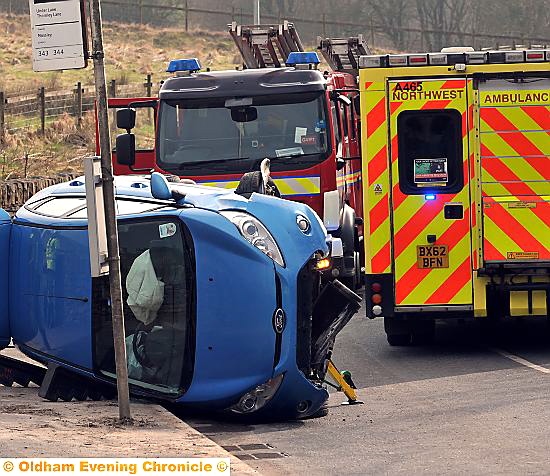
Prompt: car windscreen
<box><xmin>157</xmin><ymin>91</ymin><xmax>330</xmax><ymax>175</ymax></box>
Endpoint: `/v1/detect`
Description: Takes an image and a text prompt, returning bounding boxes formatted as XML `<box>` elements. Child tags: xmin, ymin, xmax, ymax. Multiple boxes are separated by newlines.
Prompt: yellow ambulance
<box><xmin>359</xmin><ymin>48</ymin><xmax>549</xmax><ymax>345</ymax></box>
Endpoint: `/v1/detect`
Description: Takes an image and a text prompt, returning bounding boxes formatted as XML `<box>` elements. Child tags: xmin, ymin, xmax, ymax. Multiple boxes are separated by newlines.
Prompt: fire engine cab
<box><xmin>359</xmin><ymin>47</ymin><xmax>550</xmax><ymax>344</ymax></box>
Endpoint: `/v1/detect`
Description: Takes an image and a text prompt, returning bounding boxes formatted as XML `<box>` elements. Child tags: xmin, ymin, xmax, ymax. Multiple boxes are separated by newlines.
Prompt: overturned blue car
<box><xmin>0</xmin><ymin>172</ymin><xmax>360</xmax><ymax>419</ymax></box>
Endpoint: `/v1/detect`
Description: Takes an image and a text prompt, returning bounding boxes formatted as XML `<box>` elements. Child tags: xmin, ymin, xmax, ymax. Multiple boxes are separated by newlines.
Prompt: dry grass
<box><xmin>0</xmin><ymin>14</ymin><xmax>241</xmax><ymax>178</ymax></box>
<box><xmin>1</xmin><ymin>113</ymin><xmax>95</xmax><ymax>180</ymax></box>
<box><xmin>0</xmin><ymin>15</ymin><xmax>239</xmax><ymax>95</ymax></box>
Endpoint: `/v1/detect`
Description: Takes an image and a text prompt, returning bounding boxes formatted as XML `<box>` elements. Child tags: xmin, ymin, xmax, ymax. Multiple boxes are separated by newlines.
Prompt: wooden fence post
<box><xmin>185</xmin><ymin>0</ymin><xmax>189</xmax><ymax>32</ymax></box>
<box><xmin>109</xmin><ymin>79</ymin><xmax>117</xmax><ymax>98</ymax></box>
<box><xmin>24</xmin><ymin>152</ymin><xmax>29</xmax><ymax>178</ymax></box>
<box><xmin>75</xmin><ymin>82</ymin><xmax>83</xmax><ymax>129</ymax></box>
<box><xmin>144</xmin><ymin>74</ymin><xmax>152</xmax><ymax>97</ymax></box>
<box><xmin>0</xmin><ymin>92</ymin><xmax>5</xmax><ymax>145</ymax></box>
<box><xmin>38</xmin><ymin>87</ymin><xmax>46</xmax><ymax>135</ymax></box>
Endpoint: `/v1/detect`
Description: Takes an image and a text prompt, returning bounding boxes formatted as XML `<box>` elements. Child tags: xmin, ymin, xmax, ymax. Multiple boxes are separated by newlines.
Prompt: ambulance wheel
<box><xmin>384</xmin><ymin>318</ymin><xmax>412</xmax><ymax>346</ymax></box>
<box><xmin>386</xmin><ymin>333</ymin><xmax>412</xmax><ymax>346</ymax></box>
<box><xmin>411</xmin><ymin>321</ymin><xmax>435</xmax><ymax>345</ymax></box>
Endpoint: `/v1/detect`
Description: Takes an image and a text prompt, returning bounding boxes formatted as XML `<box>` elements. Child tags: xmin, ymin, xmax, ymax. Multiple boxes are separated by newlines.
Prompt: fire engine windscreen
<box><xmin>157</xmin><ymin>92</ymin><xmax>329</xmax><ymax>174</ymax></box>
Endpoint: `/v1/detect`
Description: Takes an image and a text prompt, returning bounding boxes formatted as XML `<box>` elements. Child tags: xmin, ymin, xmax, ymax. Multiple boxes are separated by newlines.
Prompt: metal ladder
<box><xmin>229</xmin><ymin>21</ymin><xmax>304</xmax><ymax>69</ymax></box>
<box><xmin>317</xmin><ymin>35</ymin><xmax>371</xmax><ymax>76</ymax></box>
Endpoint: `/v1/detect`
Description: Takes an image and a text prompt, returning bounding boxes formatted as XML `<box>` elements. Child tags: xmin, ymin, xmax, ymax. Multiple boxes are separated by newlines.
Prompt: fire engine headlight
<box><xmin>230</xmin><ymin>374</ymin><xmax>285</xmax><ymax>414</ymax></box>
<box><xmin>220</xmin><ymin>211</ymin><xmax>285</xmax><ymax>267</ymax></box>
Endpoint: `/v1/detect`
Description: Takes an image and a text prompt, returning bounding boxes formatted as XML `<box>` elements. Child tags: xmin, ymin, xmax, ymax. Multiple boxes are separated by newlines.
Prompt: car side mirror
<box><xmin>116</xmin><ymin>133</ymin><xmax>136</xmax><ymax>166</ymax></box>
<box><xmin>117</xmin><ymin>108</ymin><xmax>136</xmax><ymax>131</ymax></box>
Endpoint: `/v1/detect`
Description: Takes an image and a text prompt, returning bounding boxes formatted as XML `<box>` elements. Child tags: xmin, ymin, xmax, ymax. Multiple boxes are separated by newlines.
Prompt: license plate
<box><xmin>417</xmin><ymin>245</ymin><xmax>449</xmax><ymax>269</ymax></box>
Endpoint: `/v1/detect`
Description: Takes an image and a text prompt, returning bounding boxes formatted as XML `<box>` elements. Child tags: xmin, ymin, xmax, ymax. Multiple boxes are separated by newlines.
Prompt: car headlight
<box><xmin>230</xmin><ymin>374</ymin><xmax>285</xmax><ymax>414</ymax></box>
<box><xmin>220</xmin><ymin>211</ymin><xmax>285</xmax><ymax>267</ymax></box>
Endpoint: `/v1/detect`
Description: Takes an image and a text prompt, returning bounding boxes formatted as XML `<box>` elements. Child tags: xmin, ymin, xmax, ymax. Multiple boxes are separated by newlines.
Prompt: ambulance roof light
<box><xmin>167</xmin><ymin>58</ymin><xmax>202</xmax><ymax>73</ymax></box>
<box><xmin>428</xmin><ymin>53</ymin><xmax>448</xmax><ymax>65</ymax></box>
<box><xmin>466</xmin><ymin>52</ymin><xmax>487</xmax><ymax>64</ymax></box>
<box><xmin>357</xmin><ymin>48</ymin><xmax>550</xmax><ymax>69</ymax></box>
<box><xmin>286</xmin><ymin>52</ymin><xmax>320</xmax><ymax>66</ymax></box>
<box><xmin>359</xmin><ymin>55</ymin><xmax>385</xmax><ymax>68</ymax></box>
<box><xmin>525</xmin><ymin>50</ymin><xmax>546</xmax><ymax>62</ymax></box>
<box><xmin>388</xmin><ymin>55</ymin><xmax>408</xmax><ymax>66</ymax></box>
<box><xmin>441</xmin><ymin>46</ymin><xmax>474</xmax><ymax>53</ymax></box>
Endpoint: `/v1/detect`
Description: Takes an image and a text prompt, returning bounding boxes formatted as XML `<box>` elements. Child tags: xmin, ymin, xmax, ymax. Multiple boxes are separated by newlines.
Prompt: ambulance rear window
<box><xmin>397</xmin><ymin>109</ymin><xmax>463</xmax><ymax>195</ymax></box>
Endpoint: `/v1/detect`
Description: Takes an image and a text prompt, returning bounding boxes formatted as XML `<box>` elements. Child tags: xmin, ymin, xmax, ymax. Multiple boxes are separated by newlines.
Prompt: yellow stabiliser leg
<box><xmin>327</xmin><ymin>360</ymin><xmax>363</xmax><ymax>405</ymax></box>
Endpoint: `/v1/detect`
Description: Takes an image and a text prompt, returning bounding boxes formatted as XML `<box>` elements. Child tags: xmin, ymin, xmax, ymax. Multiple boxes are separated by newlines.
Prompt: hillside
<box><xmin>0</xmin><ymin>14</ymin><xmax>239</xmax><ymax>95</ymax></box>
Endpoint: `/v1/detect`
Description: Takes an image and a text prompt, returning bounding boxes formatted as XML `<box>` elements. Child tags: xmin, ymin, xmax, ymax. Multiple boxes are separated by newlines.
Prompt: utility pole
<box><xmin>88</xmin><ymin>0</ymin><xmax>131</xmax><ymax>422</ymax></box>
<box><xmin>253</xmin><ymin>0</ymin><xmax>260</xmax><ymax>24</ymax></box>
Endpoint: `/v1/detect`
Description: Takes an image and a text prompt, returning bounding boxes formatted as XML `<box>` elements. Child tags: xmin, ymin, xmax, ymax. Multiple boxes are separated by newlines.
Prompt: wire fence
<box><xmin>0</xmin><ymin>75</ymin><xmax>160</xmax><ymax>139</ymax></box>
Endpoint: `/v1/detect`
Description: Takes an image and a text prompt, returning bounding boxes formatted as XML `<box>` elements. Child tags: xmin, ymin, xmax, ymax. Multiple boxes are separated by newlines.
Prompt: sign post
<box><xmin>29</xmin><ymin>0</ymin><xmax>131</xmax><ymax>422</ymax></box>
<box><xmin>29</xmin><ymin>0</ymin><xmax>87</xmax><ymax>72</ymax></box>
<box><xmin>87</xmin><ymin>0</ymin><xmax>131</xmax><ymax>422</ymax></box>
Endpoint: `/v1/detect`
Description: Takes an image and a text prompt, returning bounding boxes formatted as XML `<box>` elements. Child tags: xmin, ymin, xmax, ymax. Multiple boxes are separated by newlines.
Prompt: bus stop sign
<box><xmin>29</xmin><ymin>0</ymin><xmax>87</xmax><ymax>72</ymax></box>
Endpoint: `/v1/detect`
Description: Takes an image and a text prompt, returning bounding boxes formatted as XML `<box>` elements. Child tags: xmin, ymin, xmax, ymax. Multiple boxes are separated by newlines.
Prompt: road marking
<box><xmin>491</xmin><ymin>348</ymin><xmax>550</xmax><ymax>374</ymax></box>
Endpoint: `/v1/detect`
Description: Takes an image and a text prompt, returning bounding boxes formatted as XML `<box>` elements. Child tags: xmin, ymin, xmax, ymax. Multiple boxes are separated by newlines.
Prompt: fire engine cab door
<box><xmin>389</xmin><ymin>79</ymin><xmax>473</xmax><ymax>307</ymax></box>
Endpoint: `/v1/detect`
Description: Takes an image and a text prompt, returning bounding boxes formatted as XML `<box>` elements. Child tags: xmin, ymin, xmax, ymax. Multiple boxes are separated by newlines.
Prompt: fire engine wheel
<box><xmin>340</xmin><ymin>251</ymin><xmax>362</xmax><ymax>290</ymax></box>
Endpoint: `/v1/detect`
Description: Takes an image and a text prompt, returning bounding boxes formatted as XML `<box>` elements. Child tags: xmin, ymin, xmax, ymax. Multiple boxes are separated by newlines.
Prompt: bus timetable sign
<box><xmin>29</xmin><ymin>0</ymin><xmax>87</xmax><ymax>72</ymax></box>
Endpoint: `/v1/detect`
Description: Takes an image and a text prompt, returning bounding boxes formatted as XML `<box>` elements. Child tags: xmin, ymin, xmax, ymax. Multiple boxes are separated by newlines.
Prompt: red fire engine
<box><xmin>100</xmin><ymin>23</ymin><xmax>369</xmax><ymax>288</ymax></box>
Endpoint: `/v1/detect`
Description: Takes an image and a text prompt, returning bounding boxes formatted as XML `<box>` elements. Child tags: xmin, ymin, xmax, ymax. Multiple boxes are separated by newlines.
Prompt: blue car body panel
<box><xmin>9</xmin><ymin>223</ymin><xmax>93</xmax><ymax>369</ymax></box>
<box><xmin>176</xmin><ymin>207</ymin><xmax>277</xmax><ymax>403</ymax></box>
<box><xmin>3</xmin><ymin>175</ymin><xmax>356</xmax><ymax>418</ymax></box>
<box><xmin>0</xmin><ymin>209</ymin><xmax>11</xmax><ymax>350</ymax></box>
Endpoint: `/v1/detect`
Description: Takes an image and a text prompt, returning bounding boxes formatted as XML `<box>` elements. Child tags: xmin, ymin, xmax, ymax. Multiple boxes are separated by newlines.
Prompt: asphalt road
<box><xmin>186</xmin><ymin>304</ymin><xmax>550</xmax><ymax>475</ymax></box>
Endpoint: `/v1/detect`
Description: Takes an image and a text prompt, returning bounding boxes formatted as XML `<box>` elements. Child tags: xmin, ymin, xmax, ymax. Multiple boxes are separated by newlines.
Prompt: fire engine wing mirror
<box><xmin>115</xmin><ymin>133</ymin><xmax>136</xmax><ymax>166</ymax></box>
<box><xmin>336</xmin><ymin>157</ymin><xmax>346</xmax><ymax>171</ymax></box>
<box><xmin>116</xmin><ymin>108</ymin><xmax>136</xmax><ymax>131</ymax></box>
<box><xmin>230</xmin><ymin>106</ymin><xmax>257</xmax><ymax>123</ymax></box>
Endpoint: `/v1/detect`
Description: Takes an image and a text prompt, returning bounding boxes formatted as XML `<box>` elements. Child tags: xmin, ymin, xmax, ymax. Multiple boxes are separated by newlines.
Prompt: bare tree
<box><xmin>361</xmin><ymin>0</ymin><xmax>413</xmax><ymax>50</ymax></box>
<box><xmin>415</xmin><ymin>0</ymin><xmax>472</xmax><ymax>50</ymax></box>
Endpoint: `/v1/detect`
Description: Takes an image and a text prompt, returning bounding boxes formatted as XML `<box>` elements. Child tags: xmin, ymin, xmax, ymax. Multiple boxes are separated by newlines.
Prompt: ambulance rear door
<box><xmin>389</xmin><ymin>78</ymin><xmax>474</xmax><ymax>308</ymax></box>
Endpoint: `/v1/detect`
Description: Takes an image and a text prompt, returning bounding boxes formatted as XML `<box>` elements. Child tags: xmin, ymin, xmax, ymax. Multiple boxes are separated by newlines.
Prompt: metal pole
<box><xmin>253</xmin><ymin>0</ymin><xmax>260</xmax><ymax>24</ymax></box>
<box><xmin>88</xmin><ymin>0</ymin><xmax>131</xmax><ymax>422</ymax></box>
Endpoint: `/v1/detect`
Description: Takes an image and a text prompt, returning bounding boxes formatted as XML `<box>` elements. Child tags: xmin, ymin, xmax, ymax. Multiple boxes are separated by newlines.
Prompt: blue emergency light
<box><xmin>286</xmin><ymin>52</ymin><xmax>320</xmax><ymax>66</ymax></box>
<box><xmin>167</xmin><ymin>58</ymin><xmax>202</xmax><ymax>73</ymax></box>
<box><xmin>425</xmin><ymin>194</ymin><xmax>437</xmax><ymax>201</ymax></box>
